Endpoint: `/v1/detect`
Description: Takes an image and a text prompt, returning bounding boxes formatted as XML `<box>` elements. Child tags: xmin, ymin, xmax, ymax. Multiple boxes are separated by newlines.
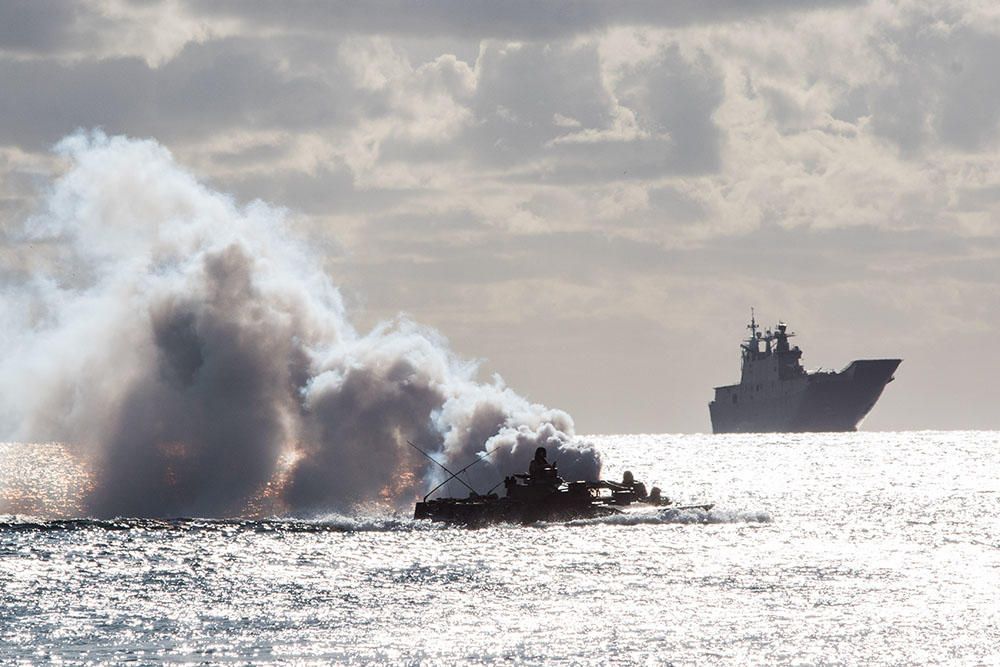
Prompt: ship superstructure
<box><xmin>709</xmin><ymin>313</ymin><xmax>900</xmax><ymax>433</ymax></box>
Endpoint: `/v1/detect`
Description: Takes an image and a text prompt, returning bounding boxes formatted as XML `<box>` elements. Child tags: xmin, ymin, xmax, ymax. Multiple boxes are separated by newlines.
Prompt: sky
<box><xmin>1</xmin><ymin>0</ymin><xmax>998</xmax><ymax>434</ymax></box>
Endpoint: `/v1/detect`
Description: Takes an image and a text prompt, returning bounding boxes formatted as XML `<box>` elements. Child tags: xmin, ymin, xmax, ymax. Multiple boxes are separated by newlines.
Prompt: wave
<box><xmin>1</xmin><ymin>508</ymin><xmax>772</xmax><ymax>533</ymax></box>
<box><xmin>560</xmin><ymin>507</ymin><xmax>773</xmax><ymax>527</ymax></box>
<box><xmin>0</xmin><ymin>513</ymin><xmax>441</xmax><ymax>534</ymax></box>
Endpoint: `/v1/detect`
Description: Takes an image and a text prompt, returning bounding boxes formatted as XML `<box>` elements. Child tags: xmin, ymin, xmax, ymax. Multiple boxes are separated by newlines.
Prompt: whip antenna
<box><xmin>422</xmin><ymin>443</ymin><xmax>506</xmax><ymax>502</ymax></box>
<box><xmin>406</xmin><ymin>440</ymin><xmax>479</xmax><ymax>499</ymax></box>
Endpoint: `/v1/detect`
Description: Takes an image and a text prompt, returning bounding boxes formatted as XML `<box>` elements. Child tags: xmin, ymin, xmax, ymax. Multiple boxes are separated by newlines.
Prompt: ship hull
<box><xmin>709</xmin><ymin>359</ymin><xmax>900</xmax><ymax>434</ymax></box>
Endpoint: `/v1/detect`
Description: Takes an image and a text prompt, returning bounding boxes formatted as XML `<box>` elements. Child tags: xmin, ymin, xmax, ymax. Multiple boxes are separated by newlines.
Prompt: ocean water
<box><xmin>1</xmin><ymin>431</ymin><xmax>998</xmax><ymax>665</ymax></box>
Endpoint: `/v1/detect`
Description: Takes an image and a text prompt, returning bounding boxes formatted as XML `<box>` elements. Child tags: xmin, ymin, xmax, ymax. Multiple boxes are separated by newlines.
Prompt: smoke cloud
<box><xmin>0</xmin><ymin>131</ymin><xmax>600</xmax><ymax>518</ymax></box>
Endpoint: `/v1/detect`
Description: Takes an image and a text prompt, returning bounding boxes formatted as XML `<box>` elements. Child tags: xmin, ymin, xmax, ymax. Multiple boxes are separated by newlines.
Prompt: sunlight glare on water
<box><xmin>1</xmin><ymin>431</ymin><xmax>998</xmax><ymax>664</ymax></box>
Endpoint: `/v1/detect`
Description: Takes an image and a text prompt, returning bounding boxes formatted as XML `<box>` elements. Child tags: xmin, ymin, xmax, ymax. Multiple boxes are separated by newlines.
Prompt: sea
<box><xmin>1</xmin><ymin>431</ymin><xmax>998</xmax><ymax>665</ymax></box>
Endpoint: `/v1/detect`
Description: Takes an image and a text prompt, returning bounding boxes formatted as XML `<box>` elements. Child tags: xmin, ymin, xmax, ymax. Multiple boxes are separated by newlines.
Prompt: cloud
<box><xmin>0</xmin><ymin>37</ymin><xmax>360</xmax><ymax>151</ymax></box>
<box><xmin>0</xmin><ymin>0</ymin><xmax>222</xmax><ymax>66</ymax></box>
<box><xmin>0</xmin><ymin>1</ymin><xmax>83</xmax><ymax>54</ymax></box>
<box><xmin>867</xmin><ymin>20</ymin><xmax>1000</xmax><ymax>153</ymax></box>
<box><xmin>193</xmin><ymin>0</ymin><xmax>862</xmax><ymax>40</ymax></box>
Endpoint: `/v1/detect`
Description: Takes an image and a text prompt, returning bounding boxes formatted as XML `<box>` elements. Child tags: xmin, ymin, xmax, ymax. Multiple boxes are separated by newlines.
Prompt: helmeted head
<box><xmin>622</xmin><ymin>470</ymin><xmax>635</xmax><ymax>485</ymax></box>
<box><xmin>534</xmin><ymin>446</ymin><xmax>547</xmax><ymax>461</ymax></box>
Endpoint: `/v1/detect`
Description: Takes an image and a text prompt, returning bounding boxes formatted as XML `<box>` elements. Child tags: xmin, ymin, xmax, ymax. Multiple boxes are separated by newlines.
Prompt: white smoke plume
<box><xmin>0</xmin><ymin>131</ymin><xmax>601</xmax><ymax>518</ymax></box>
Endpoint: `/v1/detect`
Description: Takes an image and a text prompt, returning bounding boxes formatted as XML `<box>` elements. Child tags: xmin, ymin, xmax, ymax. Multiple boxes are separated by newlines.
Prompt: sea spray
<box><xmin>561</xmin><ymin>508</ymin><xmax>773</xmax><ymax>527</ymax></box>
<box><xmin>0</xmin><ymin>131</ymin><xmax>600</xmax><ymax>518</ymax></box>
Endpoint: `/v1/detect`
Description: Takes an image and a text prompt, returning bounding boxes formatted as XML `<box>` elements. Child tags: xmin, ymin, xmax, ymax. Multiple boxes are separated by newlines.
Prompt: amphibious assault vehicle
<box><xmin>413</xmin><ymin>468</ymin><xmax>712</xmax><ymax>526</ymax></box>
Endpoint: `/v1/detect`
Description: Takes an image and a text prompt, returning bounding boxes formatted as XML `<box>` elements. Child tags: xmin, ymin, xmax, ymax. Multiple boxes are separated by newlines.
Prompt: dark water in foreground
<box><xmin>1</xmin><ymin>432</ymin><xmax>998</xmax><ymax>665</ymax></box>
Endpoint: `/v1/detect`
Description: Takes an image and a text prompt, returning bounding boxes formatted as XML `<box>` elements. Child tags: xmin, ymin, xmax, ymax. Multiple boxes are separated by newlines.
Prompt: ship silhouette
<box><xmin>709</xmin><ymin>312</ymin><xmax>900</xmax><ymax>433</ymax></box>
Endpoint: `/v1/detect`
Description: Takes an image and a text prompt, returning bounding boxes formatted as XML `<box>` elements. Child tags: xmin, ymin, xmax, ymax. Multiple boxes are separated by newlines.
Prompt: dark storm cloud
<box><xmin>195</xmin><ymin>0</ymin><xmax>861</xmax><ymax>40</ymax></box>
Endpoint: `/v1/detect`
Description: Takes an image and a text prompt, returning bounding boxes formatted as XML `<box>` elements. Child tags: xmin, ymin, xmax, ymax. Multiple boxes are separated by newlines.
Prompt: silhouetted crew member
<box><xmin>621</xmin><ymin>470</ymin><xmax>648</xmax><ymax>500</ymax></box>
<box><xmin>529</xmin><ymin>446</ymin><xmax>554</xmax><ymax>480</ymax></box>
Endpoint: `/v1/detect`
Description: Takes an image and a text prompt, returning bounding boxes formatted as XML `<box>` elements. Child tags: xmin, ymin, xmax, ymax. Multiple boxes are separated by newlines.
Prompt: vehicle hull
<box><xmin>413</xmin><ymin>494</ymin><xmax>619</xmax><ymax>526</ymax></box>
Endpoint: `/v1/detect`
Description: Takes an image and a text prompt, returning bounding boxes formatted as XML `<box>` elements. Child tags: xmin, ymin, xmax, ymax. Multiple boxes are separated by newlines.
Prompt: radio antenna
<box><xmin>421</xmin><ymin>444</ymin><xmax>504</xmax><ymax>502</ymax></box>
<box><xmin>406</xmin><ymin>440</ymin><xmax>479</xmax><ymax>498</ymax></box>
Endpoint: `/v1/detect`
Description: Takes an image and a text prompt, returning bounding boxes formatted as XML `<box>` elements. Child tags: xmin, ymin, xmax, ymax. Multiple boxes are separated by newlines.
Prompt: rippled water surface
<box><xmin>2</xmin><ymin>432</ymin><xmax>999</xmax><ymax>664</ymax></box>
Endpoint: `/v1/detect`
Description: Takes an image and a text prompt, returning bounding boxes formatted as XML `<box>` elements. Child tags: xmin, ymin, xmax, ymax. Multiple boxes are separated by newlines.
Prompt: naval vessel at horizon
<box><xmin>709</xmin><ymin>313</ymin><xmax>900</xmax><ymax>433</ymax></box>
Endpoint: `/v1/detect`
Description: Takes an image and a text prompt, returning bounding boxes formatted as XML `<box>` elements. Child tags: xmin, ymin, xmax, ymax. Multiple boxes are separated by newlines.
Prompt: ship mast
<box><xmin>747</xmin><ymin>307</ymin><xmax>758</xmax><ymax>340</ymax></box>
<box><xmin>739</xmin><ymin>307</ymin><xmax>759</xmax><ymax>373</ymax></box>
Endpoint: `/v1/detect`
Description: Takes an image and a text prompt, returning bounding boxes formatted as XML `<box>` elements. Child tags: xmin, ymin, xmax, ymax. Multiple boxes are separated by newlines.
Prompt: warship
<box><xmin>409</xmin><ymin>442</ymin><xmax>712</xmax><ymax>526</ymax></box>
<box><xmin>709</xmin><ymin>313</ymin><xmax>900</xmax><ymax>433</ymax></box>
